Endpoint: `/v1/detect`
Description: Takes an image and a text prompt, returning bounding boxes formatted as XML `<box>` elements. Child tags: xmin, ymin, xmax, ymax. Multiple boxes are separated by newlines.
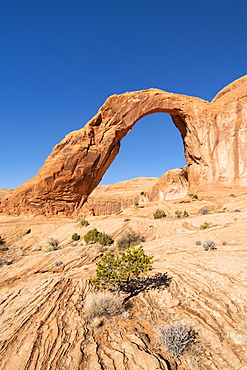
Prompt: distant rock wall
<box><xmin>1</xmin><ymin>75</ymin><xmax>247</xmax><ymax>215</ymax></box>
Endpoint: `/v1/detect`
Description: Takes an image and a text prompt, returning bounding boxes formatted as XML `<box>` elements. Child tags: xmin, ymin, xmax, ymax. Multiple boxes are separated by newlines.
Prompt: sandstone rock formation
<box><xmin>148</xmin><ymin>168</ymin><xmax>188</xmax><ymax>202</ymax></box>
<box><xmin>1</xmin><ymin>75</ymin><xmax>247</xmax><ymax>215</ymax></box>
<box><xmin>86</xmin><ymin>177</ymin><xmax>158</xmax><ymax>216</ymax></box>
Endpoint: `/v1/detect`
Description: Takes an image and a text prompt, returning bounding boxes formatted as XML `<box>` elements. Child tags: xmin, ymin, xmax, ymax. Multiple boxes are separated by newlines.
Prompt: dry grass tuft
<box><xmin>83</xmin><ymin>291</ymin><xmax>123</xmax><ymax>319</ymax></box>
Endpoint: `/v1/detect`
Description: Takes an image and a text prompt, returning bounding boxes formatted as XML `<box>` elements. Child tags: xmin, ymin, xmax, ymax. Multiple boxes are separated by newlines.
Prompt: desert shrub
<box><xmin>195</xmin><ymin>240</ymin><xmax>202</xmax><ymax>246</ymax></box>
<box><xmin>200</xmin><ymin>207</ymin><xmax>210</xmax><ymax>215</ymax></box>
<box><xmin>90</xmin><ymin>246</ymin><xmax>153</xmax><ymax>290</ymax></box>
<box><xmin>175</xmin><ymin>210</ymin><xmax>182</xmax><ymax>218</ymax></box>
<box><xmin>84</xmin><ymin>228</ymin><xmax>113</xmax><ymax>246</ymax></box>
<box><xmin>83</xmin><ymin>291</ymin><xmax>123</xmax><ymax>318</ymax></box>
<box><xmin>72</xmin><ymin>233</ymin><xmax>80</xmax><ymax>241</ymax></box>
<box><xmin>97</xmin><ymin>232</ymin><xmax>113</xmax><ymax>246</ymax></box>
<box><xmin>153</xmin><ymin>209</ymin><xmax>166</xmax><ymax>219</ymax></box>
<box><xmin>175</xmin><ymin>210</ymin><xmax>189</xmax><ymax>218</ymax></box>
<box><xmin>222</xmin><ymin>241</ymin><xmax>227</xmax><ymax>245</ymax></box>
<box><xmin>80</xmin><ymin>218</ymin><xmax>90</xmax><ymax>227</ymax></box>
<box><xmin>199</xmin><ymin>221</ymin><xmax>212</xmax><ymax>230</ymax></box>
<box><xmin>84</xmin><ymin>228</ymin><xmax>99</xmax><ymax>243</ymax></box>
<box><xmin>158</xmin><ymin>324</ymin><xmax>197</xmax><ymax>357</ymax></box>
<box><xmin>203</xmin><ymin>240</ymin><xmax>216</xmax><ymax>251</ymax></box>
<box><xmin>124</xmin><ymin>218</ymin><xmax>131</xmax><ymax>222</ymax></box>
<box><xmin>47</xmin><ymin>238</ymin><xmax>59</xmax><ymax>248</ymax></box>
<box><xmin>117</xmin><ymin>231</ymin><xmax>145</xmax><ymax>251</ymax></box>
<box><xmin>0</xmin><ymin>258</ymin><xmax>11</xmax><ymax>268</ymax></box>
<box><xmin>134</xmin><ymin>201</ymin><xmax>139</xmax><ymax>206</ymax></box>
<box><xmin>140</xmin><ymin>191</ymin><xmax>145</xmax><ymax>195</ymax></box>
<box><xmin>188</xmin><ymin>193</ymin><xmax>198</xmax><ymax>200</ymax></box>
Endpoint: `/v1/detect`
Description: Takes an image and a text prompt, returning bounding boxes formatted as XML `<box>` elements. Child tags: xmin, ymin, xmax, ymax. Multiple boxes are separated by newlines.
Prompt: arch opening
<box><xmin>100</xmin><ymin>112</ymin><xmax>186</xmax><ymax>185</ymax></box>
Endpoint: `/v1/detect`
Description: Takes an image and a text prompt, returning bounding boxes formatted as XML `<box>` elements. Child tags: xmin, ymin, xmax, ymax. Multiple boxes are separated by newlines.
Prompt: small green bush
<box><xmin>80</xmin><ymin>218</ymin><xmax>90</xmax><ymax>227</ymax></box>
<box><xmin>199</xmin><ymin>221</ymin><xmax>212</xmax><ymax>230</ymax></box>
<box><xmin>83</xmin><ymin>291</ymin><xmax>123</xmax><ymax>318</ymax></box>
<box><xmin>175</xmin><ymin>210</ymin><xmax>189</xmax><ymax>218</ymax></box>
<box><xmin>188</xmin><ymin>193</ymin><xmax>198</xmax><ymax>200</ymax></box>
<box><xmin>90</xmin><ymin>246</ymin><xmax>153</xmax><ymax>290</ymax></box>
<box><xmin>153</xmin><ymin>209</ymin><xmax>166</xmax><ymax>219</ymax></box>
<box><xmin>140</xmin><ymin>191</ymin><xmax>145</xmax><ymax>195</ymax></box>
<box><xmin>72</xmin><ymin>233</ymin><xmax>80</xmax><ymax>241</ymax></box>
<box><xmin>124</xmin><ymin>218</ymin><xmax>131</xmax><ymax>222</ymax></box>
<box><xmin>117</xmin><ymin>231</ymin><xmax>145</xmax><ymax>251</ymax></box>
<box><xmin>84</xmin><ymin>229</ymin><xmax>99</xmax><ymax>243</ymax></box>
<box><xmin>134</xmin><ymin>201</ymin><xmax>139</xmax><ymax>206</ymax></box>
<box><xmin>97</xmin><ymin>232</ymin><xmax>113</xmax><ymax>246</ymax></box>
<box><xmin>84</xmin><ymin>228</ymin><xmax>113</xmax><ymax>246</ymax></box>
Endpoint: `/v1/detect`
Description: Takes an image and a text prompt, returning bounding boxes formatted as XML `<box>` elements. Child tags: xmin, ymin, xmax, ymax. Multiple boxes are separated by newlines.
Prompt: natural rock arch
<box><xmin>1</xmin><ymin>75</ymin><xmax>247</xmax><ymax>215</ymax></box>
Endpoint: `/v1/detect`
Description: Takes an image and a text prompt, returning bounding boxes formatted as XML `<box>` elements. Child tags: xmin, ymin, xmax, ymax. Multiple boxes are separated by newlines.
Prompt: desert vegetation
<box><xmin>83</xmin><ymin>291</ymin><xmax>123</xmax><ymax>319</ymax></box>
<box><xmin>153</xmin><ymin>209</ymin><xmax>166</xmax><ymax>219</ymax></box>
<box><xmin>90</xmin><ymin>246</ymin><xmax>153</xmax><ymax>290</ymax></box>
<box><xmin>84</xmin><ymin>228</ymin><xmax>113</xmax><ymax>246</ymax></box>
<box><xmin>157</xmin><ymin>323</ymin><xmax>198</xmax><ymax>358</ymax></box>
<box><xmin>117</xmin><ymin>230</ymin><xmax>145</xmax><ymax>250</ymax></box>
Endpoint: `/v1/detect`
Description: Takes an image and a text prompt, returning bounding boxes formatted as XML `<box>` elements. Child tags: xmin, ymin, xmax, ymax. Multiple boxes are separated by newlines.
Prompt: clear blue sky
<box><xmin>0</xmin><ymin>0</ymin><xmax>247</xmax><ymax>189</ymax></box>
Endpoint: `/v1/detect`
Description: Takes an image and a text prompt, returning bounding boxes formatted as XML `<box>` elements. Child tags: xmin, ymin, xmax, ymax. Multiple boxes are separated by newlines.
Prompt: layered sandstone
<box><xmin>86</xmin><ymin>177</ymin><xmax>158</xmax><ymax>216</ymax></box>
<box><xmin>1</xmin><ymin>75</ymin><xmax>247</xmax><ymax>215</ymax></box>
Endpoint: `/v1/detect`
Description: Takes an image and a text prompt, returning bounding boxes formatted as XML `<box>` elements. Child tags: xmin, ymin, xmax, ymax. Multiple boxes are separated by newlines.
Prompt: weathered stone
<box><xmin>1</xmin><ymin>75</ymin><xmax>247</xmax><ymax>215</ymax></box>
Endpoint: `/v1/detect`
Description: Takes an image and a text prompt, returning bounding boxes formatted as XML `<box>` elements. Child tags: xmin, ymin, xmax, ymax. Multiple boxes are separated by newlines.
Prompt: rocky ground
<box><xmin>0</xmin><ymin>186</ymin><xmax>247</xmax><ymax>370</ymax></box>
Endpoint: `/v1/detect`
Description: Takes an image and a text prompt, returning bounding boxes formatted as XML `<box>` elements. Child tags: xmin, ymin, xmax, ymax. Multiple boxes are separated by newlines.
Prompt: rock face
<box><xmin>1</xmin><ymin>75</ymin><xmax>247</xmax><ymax>215</ymax></box>
<box><xmin>86</xmin><ymin>177</ymin><xmax>158</xmax><ymax>216</ymax></box>
<box><xmin>148</xmin><ymin>168</ymin><xmax>188</xmax><ymax>202</ymax></box>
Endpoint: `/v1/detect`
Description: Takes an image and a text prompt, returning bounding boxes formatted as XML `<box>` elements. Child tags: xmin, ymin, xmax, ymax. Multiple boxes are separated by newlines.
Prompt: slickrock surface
<box><xmin>1</xmin><ymin>75</ymin><xmax>247</xmax><ymax>216</ymax></box>
<box><xmin>0</xmin><ymin>189</ymin><xmax>247</xmax><ymax>369</ymax></box>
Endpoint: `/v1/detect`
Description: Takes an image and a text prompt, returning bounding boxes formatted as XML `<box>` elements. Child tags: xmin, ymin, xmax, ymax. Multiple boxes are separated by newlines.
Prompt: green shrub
<box><xmin>97</xmin><ymin>232</ymin><xmax>113</xmax><ymax>246</ymax></box>
<box><xmin>117</xmin><ymin>231</ymin><xmax>145</xmax><ymax>251</ymax></box>
<box><xmin>153</xmin><ymin>209</ymin><xmax>166</xmax><ymax>219</ymax></box>
<box><xmin>175</xmin><ymin>210</ymin><xmax>189</xmax><ymax>218</ymax></box>
<box><xmin>80</xmin><ymin>218</ymin><xmax>90</xmax><ymax>227</ymax></box>
<box><xmin>84</xmin><ymin>229</ymin><xmax>99</xmax><ymax>243</ymax></box>
<box><xmin>188</xmin><ymin>193</ymin><xmax>198</xmax><ymax>200</ymax></box>
<box><xmin>134</xmin><ymin>201</ymin><xmax>139</xmax><ymax>206</ymax></box>
<box><xmin>84</xmin><ymin>228</ymin><xmax>113</xmax><ymax>246</ymax></box>
<box><xmin>140</xmin><ymin>191</ymin><xmax>145</xmax><ymax>195</ymax></box>
<box><xmin>175</xmin><ymin>210</ymin><xmax>182</xmax><ymax>218</ymax></box>
<box><xmin>90</xmin><ymin>246</ymin><xmax>153</xmax><ymax>290</ymax></box>
<box><xmin>199</xmin><ymin>221</ymin><xmax>212</xmax><ymax>230</ymax></box>
<box><xmin>72</xmin><ymin>233</ymin><xmax>80</xmax><ymax>241</ymax></box>
<box><xmin>83</xmin><ymin>291</ymin><xmax>123</xmax><ymax>318</ymax></box>
<box><xmin>124</xmin><ymin>218</ymin><xmax>131</xmax><ymax>222</ymax></box>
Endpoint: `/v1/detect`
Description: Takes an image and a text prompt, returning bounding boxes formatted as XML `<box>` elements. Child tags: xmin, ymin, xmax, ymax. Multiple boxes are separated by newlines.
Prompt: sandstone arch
<box><xmin>1</xmin><ymin>75</ymin><xmax>247</xmax><ymax>215</ymax></box>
